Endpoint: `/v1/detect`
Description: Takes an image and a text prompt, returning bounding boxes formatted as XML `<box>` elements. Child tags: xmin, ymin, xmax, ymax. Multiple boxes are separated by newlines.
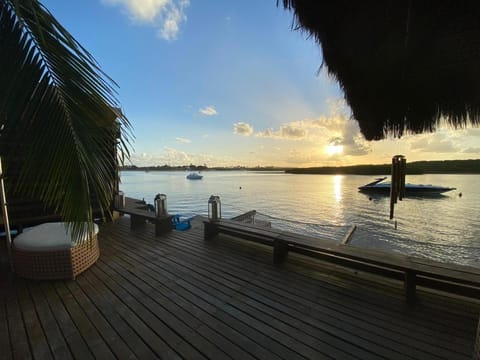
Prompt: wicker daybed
<box><xmin>13</xmin><ymin>222</ymin><xmax>99</xmax><ymax>280</ymax></box>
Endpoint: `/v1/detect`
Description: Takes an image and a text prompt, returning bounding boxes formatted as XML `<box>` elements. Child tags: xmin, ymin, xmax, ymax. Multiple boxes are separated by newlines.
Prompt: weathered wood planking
<box><xmin>204</xmin><ymin>218</ymin><xmax>480</xmax><ymax>305</ymax></box>
<box><xmin>1</xmin><ymin>216</ymin><xmax>479</xmax><ymax>359</ymax></box>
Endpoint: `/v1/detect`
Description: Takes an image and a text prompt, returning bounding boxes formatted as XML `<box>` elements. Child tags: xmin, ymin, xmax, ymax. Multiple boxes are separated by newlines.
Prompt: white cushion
<box><xmin>14</xmin><ymin>222</ymin><xmax>99</xmax><ymax>252</ymax></box>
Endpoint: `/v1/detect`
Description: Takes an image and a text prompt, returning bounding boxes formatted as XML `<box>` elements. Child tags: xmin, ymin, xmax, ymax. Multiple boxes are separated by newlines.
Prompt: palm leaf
<box><xmin>0</xmin><ymin>0</ymin><xmax>132</xmax><ymax>242</ymax></box>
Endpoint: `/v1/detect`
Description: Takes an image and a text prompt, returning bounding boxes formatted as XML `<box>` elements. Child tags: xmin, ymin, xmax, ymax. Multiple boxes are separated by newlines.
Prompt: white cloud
<box><xmin>233</xmin><ymin>122</ymin><xmax>253</xmax><ymax>136</ymax></box>
<box><xmin>130</xmin><ymin>147</ymin><xmax>237</xmax><ymax>167</ymax></box>
<box><xmin>103</xmin><ymin>0</ymin><xmax>189</xmax><ymax>41</ymax></box>
<box><xmin>253</xmin><ymin>102</ymin><xmax>371</xmax><ymax>157</ymax></box>
<box><xmin>336</xmin><ymin>119</ymin><xmax>370</xmax><ymax>156</ymax></box>
<box><xmin>256</xmin><ymin>124</ymin><xmax>306</xmax><ymax>140</ymax></box>
<box><xmin>199</xmin><ymin>106</ymin><xmax>218</xmax><ymax>116</ymax></box>
<box><xmin>175</xmin><ymin>137</ymin><xmax>191</xmax><ymax>143</ymax></box>
<box><xmin>159</xmin><ymin>3</ymin><xmax>186</xmax><ymax>40</ymax></box>
<box><xmin>463</xmin><ymin>147</ymin><xmax>480</xmax><ymax>154</ymax></box>
<box><xmin>408</xmin><ymin>133</ymin><xmax>460</xmax><ymax>153</ymax></box>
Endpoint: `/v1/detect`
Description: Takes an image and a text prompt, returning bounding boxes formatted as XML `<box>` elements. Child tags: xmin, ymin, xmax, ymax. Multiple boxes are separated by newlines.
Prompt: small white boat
<box><xmin>358</xmin><ymin>177</ymin><xmax>455</xmax><ymax>195</ymax></box>
<box><xmin>186</xmin><ymin>172</ymin><xmax>203</xmax><ymax>180</ymax></box>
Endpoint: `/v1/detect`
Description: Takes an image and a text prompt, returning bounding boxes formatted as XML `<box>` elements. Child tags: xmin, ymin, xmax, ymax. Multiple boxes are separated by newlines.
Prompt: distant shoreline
<box><xmin>121</xmin><ymin>159</ymin><xmax>480</xmax><ymax>175</ymax></box>
<box><xmin>285</xmin><ymin>159</ymin><xmax>480</xmax><ymax>175</ymax></box>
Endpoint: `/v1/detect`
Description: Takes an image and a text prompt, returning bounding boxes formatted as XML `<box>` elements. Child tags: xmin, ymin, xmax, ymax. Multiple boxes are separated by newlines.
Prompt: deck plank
<box><xmin>5</xmin><ymin>284</ymin><xmax>32</xmax><ymax>360</ymax></box>
<box><xmin>178</xmin><ymin>228</ymin><xmax>477</xmax><ymax>333</ymax></box>
<box><xmin>96</xmin><ymin>258</ymin><xmax>231</xmax><ymax>360</ymax></box>
<box><xmin>112</xmin><ymin>229</ymin><xmax>438</xmax><ymax>359</ymax></box>
<box><xmin>38</xmin><ymin>282</ymin><xmax>95</xmax><ymax>360</ymax></box>
<box><xmin>106</xmin><ymin>238</ymin><xmax>368</xmax><ymax>359</ymax></box>
<box><xmin>107</xmin><ymin>226</ymin><xmax>318</xmax><ymax>358</ymax></box>
<box><xmin>64</xmin><ymin>280</ymin><xmax>137</xmax><ymax>360</ymax></box>
<box><xmin>52</xmin><ymin>281</ymin><xmax>116</xmax><ymax>360</ymax></box>
<box><xmin>2</xmin><ymin>216</ymin><xmax>479</xmax><ymax>360</ymax></box>
<box><xmin>89</xmin><ymin>265</ymin><xmax>196</xmax><ymax>359</ymax></box>
<box><xmin>75</xmin><ymin>272</ymin><xmax>158</xmax><ymax>359</ymax></box>
<box><xmin>117</xmin><ymin>224</ymin><xmax>476</xmax><ymax>350</ymax></box>
<box><xmin>98</xmin><ymin>246</ymin><xmax>298</xmax><ymax>359</ymax></box>
<box><xmin>0</xmin><ymin>286</ymin><xmax>13</xmax><ymax>360</ymax></box>
<box><xmin>104</xmin><ymin>222</ymin><xmax>472</xmax><ymax>356</ymax></box>
<box><xmin>109</xmin><ymin>218</ymin><xmax>480</xmax><ymax>357</ymax></box>
<box><xmin>102</xmin><ymin>245</ymin><xmax>281</xmax><ymax>360</ymax></box>
<box><xmin>28</xmin><ymin>282</ymin><xmax>73</xmax><ymax>360</ymax></box>
<box><xmin>82</xmin><ymin>269</ymin><xmax>182</xmax><ymax>360</ymax></box>
<box><xmin>102</xmin><ymin>235</ymin><xmax>310</xmax><ymax>359</ymax></box>
<box><xmin>16</xmin><ymin>281</ymin><xmax>52</xmax><ymax>360</ymax></box>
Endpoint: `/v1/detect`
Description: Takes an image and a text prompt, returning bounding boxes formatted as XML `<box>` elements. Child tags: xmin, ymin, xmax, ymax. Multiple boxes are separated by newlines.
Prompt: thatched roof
<box><xmin>281</xmin><ymin>1</ymin><xmax>480</xmax><ymax>140</ymax></box>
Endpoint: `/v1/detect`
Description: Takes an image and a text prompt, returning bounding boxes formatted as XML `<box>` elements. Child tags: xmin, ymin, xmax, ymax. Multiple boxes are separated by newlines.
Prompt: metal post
<box><xmin>208</xmin><ymin>195</ymin><xmax>221</xmax><ymax>222</ymax></box>
<box><xmin>155</xmin><ymin>193</ymin><xmax>167</xmax><ymax>217</ymax></box>
<box><xmin>390</xmin><ymin>155</ymin><xmax>406</xmax><ymax>219</ymax></box>
<box><xmin>0</xmin><ymin>157</ymin><xmax>13</xmax><ymax>272</ymax></box>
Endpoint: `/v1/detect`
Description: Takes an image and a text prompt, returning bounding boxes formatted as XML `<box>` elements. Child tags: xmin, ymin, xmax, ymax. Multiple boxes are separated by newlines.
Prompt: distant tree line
<box><xmin>121</xmin><ymin>159</ymin><xmax>480</xmax><ymax>174</ymax></box>
<box><xmin>121</xmin><ymin>164</ymin><xmax>209</xmax><ymax>171</ymax></box>
<box><xmin>285</xmin><ymin>159</ymin><xmax>480</xmax><ymax>175</ymax></box>
<box><xmin>120</xmin><ymin>164</ymin><xmax>283</xmax><ymax>171</ymax></box>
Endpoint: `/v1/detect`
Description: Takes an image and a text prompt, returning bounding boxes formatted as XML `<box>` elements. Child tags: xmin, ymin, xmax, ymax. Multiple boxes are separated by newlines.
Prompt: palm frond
<box><xmin>0</xmin><ymin>0</ymin><xmax>132</xmax><ymax>241</ymax></box>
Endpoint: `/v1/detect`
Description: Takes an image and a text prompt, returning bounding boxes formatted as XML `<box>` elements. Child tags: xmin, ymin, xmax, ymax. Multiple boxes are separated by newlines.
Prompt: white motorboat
<box><xmin>186</xmin><ymin>172</ymin><xmax>203</xmax><ymax>180</ymax></box>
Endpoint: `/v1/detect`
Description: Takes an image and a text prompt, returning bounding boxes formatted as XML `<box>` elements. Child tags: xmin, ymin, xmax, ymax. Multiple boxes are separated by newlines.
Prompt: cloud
<box><xmin>256</xmin><ymin>124</ymin><xmax>306</xmax><ymax>140</ymax></box>
<box><xmin>175</xmin><ymin>137</ymin><xmax>191</xmax><ymax>143</ymax></box>
<box><xmin>328</xmin><ymin>137</ymin><xmax>343</xmax><ymax>146</ymax></box>
<box><xmin>462</xmin><ymin>147</ymin><xmax>480</xmax><ymax>154</ymax></box>
<box><xmin>409</xmin><ymin>133</ymin><xmax>460</xmax><ymax>153</ymax></box>
<box><xmin>103</xmin><ymin>0</ymin><xmax>189</xmax><ymax>41</ymax></box>
<box><xmin>337</xmin><ymin>120</ymin><xmax>370</xmax><ymax>156</ymax></box>
<box><xmin>199</xmin><ymin>106</ymin><xmax>218</xmax><ymax>116</ymax></box>
<box><xmin>233</xmin><ymin>122</ymin><xmax>254</xmax><ymax>136</ymax></box>
<box><xmin>130</xmin><ymin>147</ymin><xmax>237</xmax><ymax>167</ymax></box>
<box><xmin>253</xmin><ymin>101</ymin><xmax>371</xmax><ymax>156</ymax></box>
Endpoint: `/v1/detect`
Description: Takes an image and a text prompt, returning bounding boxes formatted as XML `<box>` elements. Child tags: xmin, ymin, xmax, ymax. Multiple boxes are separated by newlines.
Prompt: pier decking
<box><xmin>1</xmin><ymin>216</ymin><xmax>479</xmax><ymax>359</ymax></box>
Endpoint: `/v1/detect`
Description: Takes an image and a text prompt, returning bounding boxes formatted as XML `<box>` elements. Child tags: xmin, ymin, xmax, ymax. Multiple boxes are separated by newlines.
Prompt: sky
<box><xmin>42</xmin><ymin>0</ymin><xmax>480</xmax><ymax>167</ymax></box>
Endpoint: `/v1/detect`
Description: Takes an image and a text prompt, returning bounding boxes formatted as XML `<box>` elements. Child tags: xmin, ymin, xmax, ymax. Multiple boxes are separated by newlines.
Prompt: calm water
<box><xmin>120</xmin><ymin>171</ymin><xmax>480</xmax><ymax>267</ymax></box>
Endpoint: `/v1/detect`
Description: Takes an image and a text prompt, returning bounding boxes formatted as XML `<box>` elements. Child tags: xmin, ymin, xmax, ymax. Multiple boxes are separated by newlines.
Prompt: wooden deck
<box><xmin>1</xmin><ymin>216</ymin><xmax>479</xmax><ymax>359</ymax></box>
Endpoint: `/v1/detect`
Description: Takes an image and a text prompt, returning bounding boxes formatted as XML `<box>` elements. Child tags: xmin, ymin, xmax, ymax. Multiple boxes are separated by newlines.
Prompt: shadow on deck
<box><xmin>1</xmin><ymin>216</ymin><xmax>479</xmax><ymax>359</ymax></box>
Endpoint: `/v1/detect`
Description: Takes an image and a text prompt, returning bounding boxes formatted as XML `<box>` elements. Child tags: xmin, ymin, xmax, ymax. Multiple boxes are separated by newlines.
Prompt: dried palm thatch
<box><xmin>281</xmin><ymin>0</ymin><xmax>480</xmax><ymax>140</ymax></box>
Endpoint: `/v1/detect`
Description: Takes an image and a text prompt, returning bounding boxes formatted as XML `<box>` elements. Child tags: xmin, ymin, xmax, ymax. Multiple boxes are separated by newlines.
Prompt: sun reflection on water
<box><xmin>333</xmin><ymin>175</ymin><xmax>343</xmax><ymax>202</ymax></box>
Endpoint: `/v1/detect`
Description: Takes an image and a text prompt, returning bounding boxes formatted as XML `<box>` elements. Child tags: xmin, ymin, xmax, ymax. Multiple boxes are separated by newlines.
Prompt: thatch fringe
<box><xmin>280</xmin><ymin>0</ymin><xmax>480</xmax><ymax>140</ymax></box>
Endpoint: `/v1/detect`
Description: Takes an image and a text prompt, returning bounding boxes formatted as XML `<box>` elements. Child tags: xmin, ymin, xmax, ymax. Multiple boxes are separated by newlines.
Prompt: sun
<box><xmin>326</xmin><ymin>144</ymin><xmax>344</xmax><ymax>156</ymax></box>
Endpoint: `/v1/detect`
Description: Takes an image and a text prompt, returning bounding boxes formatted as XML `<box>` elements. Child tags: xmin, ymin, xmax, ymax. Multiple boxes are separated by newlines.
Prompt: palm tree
<box><xmin>0</xmin><ymin>0</ymin><xmax>131</xmax><ymax>240</ymax></box>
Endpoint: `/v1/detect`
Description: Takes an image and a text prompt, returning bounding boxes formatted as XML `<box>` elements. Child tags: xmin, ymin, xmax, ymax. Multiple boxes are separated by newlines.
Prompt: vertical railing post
<box><xmin>0</xmin><ymin>157</ymin><xmax>13</xmax><ymax>272</ymax></box>
<box><xmin>390</xmin><ymin>155</ymin><xmax>406</xmax><ymax>219</ymax></box>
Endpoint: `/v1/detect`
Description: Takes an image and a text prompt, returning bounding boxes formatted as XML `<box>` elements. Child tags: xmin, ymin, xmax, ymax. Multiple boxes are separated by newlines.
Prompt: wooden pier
<box><xmin>1</xmin><ymin>216</ymin><xmax>479</xmax><ymax>359</ymax></box>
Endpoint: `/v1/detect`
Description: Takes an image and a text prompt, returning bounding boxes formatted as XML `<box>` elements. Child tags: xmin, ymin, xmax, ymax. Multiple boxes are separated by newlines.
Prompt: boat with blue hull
<box><xmin>358</xmin><ymin>177</ymin><xmax>455</xmax><ymax>195</ymax></box>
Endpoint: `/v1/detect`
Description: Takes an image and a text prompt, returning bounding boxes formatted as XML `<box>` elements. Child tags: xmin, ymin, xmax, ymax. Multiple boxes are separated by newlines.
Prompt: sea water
<box><xmin>120</xmin><ymin>171</ymin><xmax>480</xmax><ymax>267</ymax></box>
